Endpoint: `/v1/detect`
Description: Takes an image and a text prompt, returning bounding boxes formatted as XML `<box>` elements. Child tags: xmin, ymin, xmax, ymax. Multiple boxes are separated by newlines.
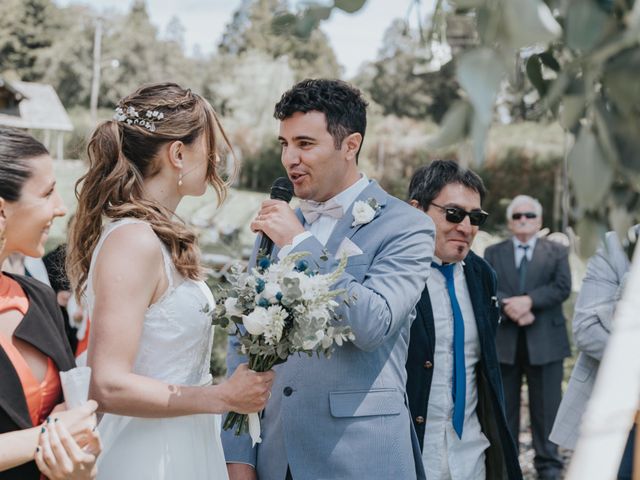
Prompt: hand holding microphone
<box><xmin>250</xmin><ymin>177</ymin><xmax>303</xmax><ymax>259</ymax></box>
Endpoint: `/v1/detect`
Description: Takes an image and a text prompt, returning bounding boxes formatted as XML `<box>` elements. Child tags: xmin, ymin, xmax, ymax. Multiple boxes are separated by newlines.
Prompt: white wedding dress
<box><xmin>87</xmin><ymin>219</ymin><xmax>228</xmax><ymax>479</ymax></box>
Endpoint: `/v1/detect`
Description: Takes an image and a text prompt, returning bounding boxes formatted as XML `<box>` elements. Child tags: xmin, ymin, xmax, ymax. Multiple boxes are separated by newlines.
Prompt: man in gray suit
<box><xmin>222</xmin><ymin>79</ymin><xmax>435</xmax><ymax>480</ymax></box>
<box><xmin>550</xmin><ymin>228</ymin><xmax>636</xmax><ymax>479</ymax></box>
<box><xmin>484</xmin><ymin>195</ymin><xmax>571</xmax><ymax>480</ymax></box>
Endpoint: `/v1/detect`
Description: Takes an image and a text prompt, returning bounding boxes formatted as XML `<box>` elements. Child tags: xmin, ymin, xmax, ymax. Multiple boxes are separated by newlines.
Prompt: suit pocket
<box><xmin>329</xmin><ymin>388</ymin><xmax>402</xmax><ymax>418</ymax></box>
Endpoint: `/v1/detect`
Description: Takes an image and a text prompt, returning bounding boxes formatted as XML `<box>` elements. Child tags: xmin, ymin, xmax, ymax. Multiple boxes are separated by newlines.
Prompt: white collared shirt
<box><xmin>512</xmin><ymin>236</ymin><xmax>537</xmax><ymax>268</ymax></box>
<box><xmin>422</xmin><ymin>257</ymin><xmax>489</xmax><ymax>480</ymax></box>
<box><xmin>278</xmin><ymin>174</ymin><xmax>369</xmax><ymax>258</ymax></box>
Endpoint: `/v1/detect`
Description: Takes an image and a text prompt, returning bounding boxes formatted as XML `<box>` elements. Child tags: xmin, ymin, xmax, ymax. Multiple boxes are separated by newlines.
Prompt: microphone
<box><xmin>257</xmin><ymin>177</ymin><xmax>294</xmax><ymax>263</ymax></box>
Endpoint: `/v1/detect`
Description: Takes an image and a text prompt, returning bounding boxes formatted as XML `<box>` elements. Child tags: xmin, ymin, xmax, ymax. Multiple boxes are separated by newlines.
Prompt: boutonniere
<box><xmin>352</xmin><ymin>198</ymin><xmax>381</xmax><ymax>227</ymax></box>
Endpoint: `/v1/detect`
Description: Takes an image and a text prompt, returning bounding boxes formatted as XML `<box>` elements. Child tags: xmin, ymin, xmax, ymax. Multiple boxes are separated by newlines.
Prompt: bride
<box><xmin>67</xmin><ymin>82</ymin><xmax>274</xmax><ymax>479</ymax></box>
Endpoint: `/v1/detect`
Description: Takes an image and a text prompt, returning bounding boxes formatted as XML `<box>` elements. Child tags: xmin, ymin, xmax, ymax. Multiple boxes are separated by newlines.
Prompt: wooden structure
<box><xmin>0</xmin><ymin>77</ymin><xmax>73</xmax><ymax>160</ymax></box>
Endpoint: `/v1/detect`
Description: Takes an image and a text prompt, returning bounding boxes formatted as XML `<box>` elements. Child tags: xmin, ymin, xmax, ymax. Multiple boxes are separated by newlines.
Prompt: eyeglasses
<box><xmin>511</xmin><ymin>212</ymin><xmax>537</xmax><ymax>221</ymax></box>
<box><xmin>431</xmin><ymin>202</ymin><xmax>489</xmax><ymax>226</ymax></box>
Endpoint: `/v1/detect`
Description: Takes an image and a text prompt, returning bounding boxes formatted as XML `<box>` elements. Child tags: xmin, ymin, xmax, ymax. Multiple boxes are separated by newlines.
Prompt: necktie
<box><xmin>299</xmin><ymin>199</ymin><xmax>344</xmax><ymax>224</ymax></box>
<box><xmin>431</xmin><ymin>262</ymin><xmax>466</xmax><ymax>439</ymax></box>
<box><xmin>518</xmin><ymin>245</ymin><xmax>529</xmax><ymax>294</ymax></box>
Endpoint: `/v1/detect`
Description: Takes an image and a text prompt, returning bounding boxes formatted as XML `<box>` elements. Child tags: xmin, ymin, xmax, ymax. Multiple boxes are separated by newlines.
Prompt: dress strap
<box><xmin>88</xmin><ymin>219</ymin><xmax>176</xmax><ymax>296</ymax></box>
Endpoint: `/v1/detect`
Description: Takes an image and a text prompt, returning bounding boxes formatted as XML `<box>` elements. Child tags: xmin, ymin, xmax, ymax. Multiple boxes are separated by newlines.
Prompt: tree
<box><xmin>219</xmin><ymin>0</ymin><xmax>341</xmax><ymax>80</ymax></box>
<box><xmin>357</xmin><ymin>19</ymin><xmax>460</xmax><ymax>123</ymax></box>
<box><xmin>0</xmin><ymin>0</ymin><xmax>61</xmax><ymax>81</ymax></box>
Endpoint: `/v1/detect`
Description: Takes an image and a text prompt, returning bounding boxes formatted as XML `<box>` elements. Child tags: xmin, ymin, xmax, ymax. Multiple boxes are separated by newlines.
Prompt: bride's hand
<box><xmin>220</xmin><ymin>363</ymin><xmax>274</xmax><ymax>413</ymax></box>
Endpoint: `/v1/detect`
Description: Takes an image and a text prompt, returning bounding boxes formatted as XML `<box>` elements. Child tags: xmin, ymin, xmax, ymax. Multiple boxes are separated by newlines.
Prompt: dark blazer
<box><xmin>406</xmin><ymin>251</ymin><xmax>522</xmax><ymax>480</ymax></box>
<box><xmin>0</xmin><ymin>273</ymin><xmax>76</xmax><ymax>480</ymax></box>
<box><xmin>484</xmin><ymin>238</ymin><xmax>571</xmax><ymax>365</ymax></box>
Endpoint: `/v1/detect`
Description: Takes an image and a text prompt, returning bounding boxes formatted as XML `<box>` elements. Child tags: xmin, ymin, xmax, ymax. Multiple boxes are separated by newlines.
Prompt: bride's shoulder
<box><xmin>96</xmin><ymin>221</ymin><xmax>163</xmax><ymax>268</ymax></box>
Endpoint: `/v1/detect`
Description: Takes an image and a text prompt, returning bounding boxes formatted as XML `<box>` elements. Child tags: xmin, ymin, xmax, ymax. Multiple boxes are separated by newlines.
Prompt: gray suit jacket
<box><xmin>222</xmin><ymin>181</ymin><xmax>435</xmax><ymax>480</ymax></box>
<box><xmin>550</xmin><ymin>232</ymin><xmax>629</xmax><ymax>449</ymax></box>
<box><xmin>484</xmin><ymin>237</ymin><xmax>572</xmax><ymax>366</ymax></box>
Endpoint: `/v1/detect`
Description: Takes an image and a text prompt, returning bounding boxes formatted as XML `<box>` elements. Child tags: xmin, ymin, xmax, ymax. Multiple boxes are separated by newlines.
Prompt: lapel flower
<box><xmin>352</xmin><ymin>198</ymin><xmax>380</xmax><ymax>227</ymax></box>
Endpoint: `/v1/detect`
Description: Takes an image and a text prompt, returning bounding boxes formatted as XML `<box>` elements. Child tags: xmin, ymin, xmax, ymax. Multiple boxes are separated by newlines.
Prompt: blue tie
<box><xmin>432</xmin><ymin>262</ymin><xmax>466</xmax><ymax>439</ymax></box>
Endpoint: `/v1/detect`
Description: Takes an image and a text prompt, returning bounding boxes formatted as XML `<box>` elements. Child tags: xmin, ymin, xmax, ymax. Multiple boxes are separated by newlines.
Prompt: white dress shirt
<box><xmin>513</xmin><ymin>236</ymin><xmax>537</xmax><ymax>267</ymax></box>
<box><xmin>422</xmin><ymin>258</ymin><xmax>490</xmax><ymax>480</ymax></box>
<box><xmin>278</xmin><ymin>174</ymin><xmax>369</xmax><ymax>258</ymax></box>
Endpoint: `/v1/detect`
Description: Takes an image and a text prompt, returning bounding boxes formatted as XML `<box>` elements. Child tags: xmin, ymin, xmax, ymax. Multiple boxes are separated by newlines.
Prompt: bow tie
<box><xmin>299</xmin><ymin>199</ymin><xmax>344</xmax><ymax>224</ymax></box>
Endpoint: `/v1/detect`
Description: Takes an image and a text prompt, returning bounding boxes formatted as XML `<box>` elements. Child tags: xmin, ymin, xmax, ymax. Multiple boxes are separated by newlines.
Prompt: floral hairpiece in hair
<box><xmin>113</xmin><ymin>105</ymin><xmax>164</xmax><ymax>132</ymax></box>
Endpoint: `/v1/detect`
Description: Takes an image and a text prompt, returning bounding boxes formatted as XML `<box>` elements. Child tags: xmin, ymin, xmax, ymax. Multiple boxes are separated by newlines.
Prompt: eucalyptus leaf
<box><xmin>576</xmin><ymin>216</ymin><xmax>607</xmax><ymax>257</ymax></box>
<box><xmin>568</xmin><ymin>126</ymin><xmax>614</xmax><ymax>210</ymax></box>
<box><xmin>504</xmin><ymin>0</ymin><xmax>562</xmax><ymax>50</ymax></box>
<box><xmin>470</xmin><ymin>111</ymin><xmax>490</xmax><ymax>165</ymax></box>
<box><xmin>559</xmin><ymin>94</ymin><xmax>584</xmax><ymax>130</ymax></box>
<box><xmin>457</xmin><ymin>48</ymin><xmax>505</xmax><ymax>125</ymax></box>
<box><xmin>565</xmin><ymin>0</ymin><xmax>610</xmax><ymax>52</ymax></box>
<box><xmin>334</xmin><ymin>0</ymin><xmax>367</xmax><ymax>14</ymax></box>
<box><xmin>592</xmin><ymin>100</ymin><xmax>620</xmax><ymax>165</ymax></box>
<box><xmin>449</xmin><ymin>0</ymin><xmax>486</xmax><ymax>7</ymax></box>
<box><xmin>427</xmin><ymin>99</ymin><xmax>473</xmax><ymax>148</ymax></box>
<box><xmin>526</xmin><ymin>54</ymin><xmax>547</xmax><ymax>96</ymax></box>
<box><xmin>539</xmin><ymin>51</ymin><xmax>561</xmax><ymax>72</ymax></box>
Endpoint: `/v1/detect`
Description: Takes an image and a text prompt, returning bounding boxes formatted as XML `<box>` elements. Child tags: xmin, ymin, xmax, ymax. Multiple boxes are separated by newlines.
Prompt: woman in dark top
<box><xmin>0</xmin><ymin>127</ymin><xmax>100</xmax><ymax>479</ymax></box>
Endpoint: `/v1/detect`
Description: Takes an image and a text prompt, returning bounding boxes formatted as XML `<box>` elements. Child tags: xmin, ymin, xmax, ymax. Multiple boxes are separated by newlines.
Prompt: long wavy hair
<box><xmin>67</xmin><ymin>82</ymin><xmax>236</xmax><ymax>298</ymax></box>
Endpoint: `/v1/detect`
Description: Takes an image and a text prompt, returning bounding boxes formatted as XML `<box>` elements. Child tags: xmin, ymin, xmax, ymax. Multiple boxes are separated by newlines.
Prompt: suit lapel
<box><xmin>464</xmin><ymin>254</ymin><xmax>489</xmax><ymax>348</ymax></box>
<box><xmin>325</xmin><ymin>181</ymin><xmax>388</xmax><ymax>255</ymax></box>
<box><xmin>0</xmin><ymin>274</ymin><xmax>74</xmax><ymax>429</ymax></box>
<box><xmin>0</xmin><ymin>346</ymin><xmax>32</xmax><ymax>429</ymax></box>
<box><xmin>525</xmin><ymin>238</ymin><xmax>546</xmax><ymax>288</ymax></box>
<box><xmin>500</xmin><ymin>241</ymin><xmax>519</xmax><ymax>295</ymax></box>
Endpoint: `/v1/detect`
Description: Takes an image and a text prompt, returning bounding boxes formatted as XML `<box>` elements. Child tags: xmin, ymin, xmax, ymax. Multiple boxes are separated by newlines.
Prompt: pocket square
<box><xmin>336</xmin><ymin>237</ymin><xmax>363</xmax><ymax>258</ymax></box>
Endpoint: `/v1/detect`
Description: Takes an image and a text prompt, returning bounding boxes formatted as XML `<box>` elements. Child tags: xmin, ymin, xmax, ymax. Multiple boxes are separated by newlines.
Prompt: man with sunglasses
<box><xmin>484</xmin><ymin>195</ymin><xmax>571</xmax><ymax>480</ymax></box>
<box><xmin>406</xmin><ymin>160</ymin><xmax>521</xmax><ymax>480</ymax></box>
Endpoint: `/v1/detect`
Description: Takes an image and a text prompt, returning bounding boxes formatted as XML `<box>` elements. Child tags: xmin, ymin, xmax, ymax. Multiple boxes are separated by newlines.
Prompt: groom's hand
<box><xmin>227</xmin><ymin>463</ymin><xmax>257</xmax><ymax>480</ymax></box>
<box><xmin>251</xmin><ymin>199</ymin><xmax>304</xmax><ymax>248</ymax></box>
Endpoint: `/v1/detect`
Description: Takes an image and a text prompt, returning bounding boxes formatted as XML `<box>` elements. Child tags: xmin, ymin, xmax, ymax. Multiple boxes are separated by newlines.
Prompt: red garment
<box><xmin>0</xmin><ymin>274</ymin><xmax>62</xmax><ymax>426</ymax></box>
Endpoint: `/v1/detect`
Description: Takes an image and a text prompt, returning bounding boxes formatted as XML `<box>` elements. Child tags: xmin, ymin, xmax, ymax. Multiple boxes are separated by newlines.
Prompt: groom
<box><xmin>222</xmin><ymin>79</ymin><xmax>435</xmax><ymax>480</ymax></box>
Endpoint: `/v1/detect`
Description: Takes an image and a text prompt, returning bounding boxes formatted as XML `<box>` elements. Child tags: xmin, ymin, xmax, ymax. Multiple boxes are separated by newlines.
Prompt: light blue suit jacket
<box><xmin>222</xmin><ymin>181</ymin><xmax>434</xmax><ymax>480</ymax></box>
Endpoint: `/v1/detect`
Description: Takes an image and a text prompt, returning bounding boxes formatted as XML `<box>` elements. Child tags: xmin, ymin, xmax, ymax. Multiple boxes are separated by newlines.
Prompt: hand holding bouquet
<box><xmin>211</xmin><ymin>252</ymin><xmax>354</xmax><ymax>444</ymax></box>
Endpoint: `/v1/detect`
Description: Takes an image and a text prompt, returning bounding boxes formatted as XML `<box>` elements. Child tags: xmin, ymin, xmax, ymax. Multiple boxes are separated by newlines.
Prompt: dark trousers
<box><xmin>618</xmin><ymin>425</ymin><xmax>636</xmax><ymax>480</ymax></box>
<box><xmin>500</xmin><ymin>329</ymin><xmax>564</xmax><ymax>477</ymax></box>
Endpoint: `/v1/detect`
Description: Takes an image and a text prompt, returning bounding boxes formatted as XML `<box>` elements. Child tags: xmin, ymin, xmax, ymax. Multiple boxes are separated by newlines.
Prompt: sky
<box><xmin>54</xmin><ymin>0</ymin><xmax>427</xmax><ymax>78</ymax></box>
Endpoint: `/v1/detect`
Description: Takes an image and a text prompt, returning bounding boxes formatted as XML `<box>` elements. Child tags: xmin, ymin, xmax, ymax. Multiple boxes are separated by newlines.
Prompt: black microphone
<box><xmin>257</xmin><ymin>177</ymin><xmax>294</xmax><ymax>263</ymax></box>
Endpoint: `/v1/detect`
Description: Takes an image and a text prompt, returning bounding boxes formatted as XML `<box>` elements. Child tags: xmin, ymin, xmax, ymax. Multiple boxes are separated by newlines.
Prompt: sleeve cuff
<box><xmin>277</xmin><ymin>231</ymin><xmax>312</xmax><ymax>260</ymax></box>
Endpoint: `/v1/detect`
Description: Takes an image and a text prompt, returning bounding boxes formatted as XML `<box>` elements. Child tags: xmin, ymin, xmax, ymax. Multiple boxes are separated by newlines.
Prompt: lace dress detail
<box><xmin>86</xmin><ymin>219</ymin><xmax>228</xmax><ymax>479</ymax></box>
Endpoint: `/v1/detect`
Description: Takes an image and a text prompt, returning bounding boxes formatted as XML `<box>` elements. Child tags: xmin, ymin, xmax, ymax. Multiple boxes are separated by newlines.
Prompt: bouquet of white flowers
<box><xmin>211</xmin><ymin>251</ymin><xmax>355</xmax><ymax>443</ymax></box>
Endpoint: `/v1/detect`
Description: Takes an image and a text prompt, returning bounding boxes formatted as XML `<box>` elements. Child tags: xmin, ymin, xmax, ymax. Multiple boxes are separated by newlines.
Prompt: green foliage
<box><xmin>478</xmin><ymin>152</ymin><xmax>561</xmax><ymax>233</ymax></box>
<box><xmin>356</xmin><ymin>19</ymin><xmax>460</xmax><ymax>122</ymax></box>
<box><xmin>219</xmin><ymin>0</ymin><xmax>341</xmax><ymax>80</ymax></box>
<box><xmin>0</xmin><ymin>0</ymin><xmax>60</xmax><ymax>80</ymax></box>
<box><xmin>237</xmin><ymin>139</ymin><xmax>287</xmax><ymax>192</ymax></box>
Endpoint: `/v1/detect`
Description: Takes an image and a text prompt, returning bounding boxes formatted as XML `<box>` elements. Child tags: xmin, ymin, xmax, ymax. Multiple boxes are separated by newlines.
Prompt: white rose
<box><xmin>262</xmin><ymin>282</ymin><xmax>281</xmax><ymax>304</ymax></box>
<box><xmin>243</xmin><ymin>307</ymin><xmax>270</xmax><ymax>336</ymax></box>
<box><xmin>352</xmin><ymin>200</ymin><xmax>376</xmax><ymax>227</ymax></box>
<box><xmin>224</xmin><ymin>297</ymin><xmax>243</xmax><ymax>317</ymax></box>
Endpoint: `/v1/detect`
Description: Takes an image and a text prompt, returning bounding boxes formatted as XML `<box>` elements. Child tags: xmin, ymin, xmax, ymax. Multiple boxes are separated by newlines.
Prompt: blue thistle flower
<box><xmin>258</xmin><ymin>257</ymin><xmax>271</xmax><ymax>271</ymax></box>
<box><xmin>257</xmin><ymin>297</ymin><xmax>269</xmax><ymax>308</ymax></box>
<box><xmin>295</xmin><ymin>260</ymin><xmax>309</xmax><ymax>272</ymax></box>
<box><xmin>275</xmin><ymin>292</ymin><xmax>283</xmax><ymax>302</ymax></box>
<box><xmin>255</xmin><ymin>278</ymin><xmax>265</xmax><ymax>293</ymax></box>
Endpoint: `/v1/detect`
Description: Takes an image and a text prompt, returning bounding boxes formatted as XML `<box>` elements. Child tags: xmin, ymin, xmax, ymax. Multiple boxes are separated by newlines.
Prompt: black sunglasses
<box><xmin>512</xmin><ymin>212</ymin><xmax>537</xmax><ymax>220</ymax></box>
<box><xmin>431</xmin><ymin>202</ymin><xmax>489</xmax><ymax>226</ymax></box>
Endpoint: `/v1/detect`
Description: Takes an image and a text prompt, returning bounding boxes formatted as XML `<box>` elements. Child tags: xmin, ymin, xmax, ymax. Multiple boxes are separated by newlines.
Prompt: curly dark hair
<box><xmin>274</xmin><ymin>79</ymin><xmax>368</xmax><ymax>160</ymax></box>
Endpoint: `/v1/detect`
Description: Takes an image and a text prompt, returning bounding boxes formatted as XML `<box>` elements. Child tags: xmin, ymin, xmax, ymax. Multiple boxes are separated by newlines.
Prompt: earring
<box><xmin>178</xmin><ymin>171</ymin><xmax>184</xmax><ymax>187</ymax></box>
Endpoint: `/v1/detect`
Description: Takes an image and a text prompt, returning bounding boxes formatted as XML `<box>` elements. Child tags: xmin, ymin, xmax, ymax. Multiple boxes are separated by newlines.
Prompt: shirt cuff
<box><xmin>277</xmin><ymin>231</ymin><xmax>312</xmax><ymax>260</ymax></box>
